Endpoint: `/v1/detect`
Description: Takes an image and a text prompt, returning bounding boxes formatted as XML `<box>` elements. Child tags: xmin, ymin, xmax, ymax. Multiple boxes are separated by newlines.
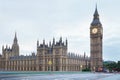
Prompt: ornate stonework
<box><xmin>0</xmin><ymin>34</ymin><xmax>89</xmax><ymax>71</ymax></box>
<box><xmin>90</xmin><ymin>6</ymin><xmax>103</xmax><ymax>71</ymax></box>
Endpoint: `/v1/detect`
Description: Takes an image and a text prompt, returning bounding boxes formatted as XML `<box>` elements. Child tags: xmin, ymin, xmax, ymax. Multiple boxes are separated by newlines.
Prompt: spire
<box><xmin>13</xmin><ymin>32</ymin><xmax>18</xmax><ymax>44</ymax></box>
<box><xmin>2</xmin><ymin>45</ymin><xmax>4</xmax><ymax>50</ymax></box>
<box><xmin>91</xmin><ymin>4</ymin><xmax>101</xmax><ymax>26</ymax></box>
<box><xmin>2</xmin><ymin>45</ymin><xmax>4</xmax><ymax>53</ymax></box>
<box><xmin>59</xmin><ymin>37</ymin><xmax>62</xmax><ymax>43</ymax></box>
<box><xmin>9</xmin><ymin>46</ymin><xmax>10</xmax><ymax>49</ymax></box>
<box><xmin>6</xmin><ymin>45</ymin><xmax>8</xmax><ymax>49</ymax></box>
<box><xmin>49</xmin><ymin>41</ymin><xmax>51</xmax><ymax>47</ymax></box>
<box><xmin>12</xmin><ymin>32</ymin><xmax>19</xmax><ymax>56</ymax></box>
<box><xmin>37</xmin><ymin>40</ymin><xmax>39</xmax><ymax>47</ymax></box>
<box><xmin>94</xmin><ymin>4</ymin><xmax>99</xmax><ymax>19</ymax></box>
<box><xmin>43</xmin><ymin>39</ymin><xmax>45</xmax><ymax>45</ymax></box>
<box><xmin>53</xmin><ymin>37</ymin><xmax>55</xmax><ymax>45</ymax></box>
<box><xmin>59</xmin><ymin>37</ymin><xmax>63</xmax><ymax>46</ymax></box>
<box><xmin>66</xmin><ymin>38</ymin><xmax>68</xmax><ymax>46</ymax></box>
<box><xmin>84</xmin><ymin>52</ymin><xmax>86</xmax><ymax>58</ymax></box>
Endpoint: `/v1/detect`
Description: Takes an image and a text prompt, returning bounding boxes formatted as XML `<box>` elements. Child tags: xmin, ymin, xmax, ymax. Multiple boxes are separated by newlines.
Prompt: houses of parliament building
<box><xmin>0</xmin><ymin>7</ymin><xmax>103</xmax><ymax>71</ymax></box>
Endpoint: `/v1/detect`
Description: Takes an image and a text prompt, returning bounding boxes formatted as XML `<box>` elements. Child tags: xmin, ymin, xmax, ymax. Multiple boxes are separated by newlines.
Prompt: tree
<box><xmin>116</xmin><ymin>61</ymin><xmax>120</xmax><ymax>72</ymax></box>
<box><xmin>103</xmin><ymin>61</ymin><xmax>117</xmax><ymax>72</ymax></box>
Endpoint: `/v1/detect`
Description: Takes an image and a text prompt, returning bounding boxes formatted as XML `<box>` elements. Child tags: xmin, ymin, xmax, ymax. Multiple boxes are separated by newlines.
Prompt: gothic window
<box><xmin>45</xmin><ymin>52</ymin><xmax>47</xmax><ymax>54</ymax></box>
<box><xmin>39</xmin><ymin>51</ymin><xmax>42</xmax><ymax>55</ymax></box>
<box><xmin>39</xmin><ymin>59</ymin><xmax>43</xmax><ymax>64</ymax></box>
<box><xmin>55</xmin><ymin>49</ymin><xmax>59</xmax><ymax>54</ymax></box>
<box><xmin>62</xmin><ymin>50</ymin><xmax>64</xmax><ymax>55</ymax></box>
<box><xmin>32</xmin><ymin>60</ymin><xmax>34</xmax><ymax>64</ymax></box>
<box><xmin>48</xmin><ymin>48</ymin><xmax>52</xmax><ymax>54</ymax></box>
<box><xmin>56</xmin><ymin>58</ymin><xmax>59</xmax><ymax>64</ymax></box>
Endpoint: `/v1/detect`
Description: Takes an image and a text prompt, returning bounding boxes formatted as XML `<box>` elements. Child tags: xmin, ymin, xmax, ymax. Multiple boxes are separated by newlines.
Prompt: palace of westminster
<box><xmin>0</xmin><ymin>7</ymin><xmax>103</xmax><ymax>71</ymax></box>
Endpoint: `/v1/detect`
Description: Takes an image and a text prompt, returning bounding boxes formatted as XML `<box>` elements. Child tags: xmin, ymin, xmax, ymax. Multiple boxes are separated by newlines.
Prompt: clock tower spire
<box><xmin>90</xmin><ymin>6</ymin><xmax>103</xmax><ymax>71</ymax></box>
<box><xmin>91</xmin><ymin>5</ymin><xmax>101</xmax><ymax>26</ymax></box>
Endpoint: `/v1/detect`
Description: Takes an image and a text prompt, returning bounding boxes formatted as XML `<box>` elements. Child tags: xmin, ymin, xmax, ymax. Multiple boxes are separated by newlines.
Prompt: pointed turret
<box><xmin>2</xmin><ymin>45</ymin><xmax>4</xmax><ymax>52</ymax></box>
<box><xmin>53</xmin><ymin>37</ymin><xmax>55</xmax><ymax>46</ymax></box>
<box><xmin>84</xmin><ymin>52</ymin><xmax>86</xmax><ymax>58</ymax></box>
<box><xmin>59</xmin><ymin>37</ymin><xmax>62</xmax><ymax>46</ymax></box>
<box><xmin>49</xmin><ymin>41</ymin><xmax>51</xmax><ymax>47</ymax></box>
<box><xmin>6</xmin><ymin>45</ymin><xmax>8</xmax><ymax>49</ymax></box>
<box><xmin>13</xmin><ymin>32</ymin><xmax>18</xmax><ymax>44</ymax></box>
<box><xmin>37</xmin><ymin>40</ymin><xmax>39</xmax><ymax>47</ymax></box>
<box><xmin>12</xmin><ymin>32</ymin><xmax>19</xmax><ymax>56</ymax></box>
<box><xmin>59</xmin><ymin>37</ymin><xmax>62</xmax><ymax>43</ymax></box>
<box><xmin>91</xmin><ymin>5</ymin><xmax>101</xmax><ymax>26</ymax></box>
<box><xmin>66</xmin><ymin>38</ymin><xmax>68</xmax><ymax>47</ymax></box>
<box><xmin>43</xmin><ymin>39</ymin><xmax>45</xmax><ymax>47</ymax></box>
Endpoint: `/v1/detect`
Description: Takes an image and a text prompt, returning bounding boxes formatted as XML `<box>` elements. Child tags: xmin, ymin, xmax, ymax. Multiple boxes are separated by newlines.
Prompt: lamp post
<box><xmin>93</xmin><ymin>66</ymin><xmax>95</xmax><ymax>72</ymax></box>
<box><xmin>48</xmin><ymin>60</ymin><xmax>52</xmax><ymax>71</ymax></box>
<box><xmin>80</xmin><ymin>65</ymin><xmax>83</xmax><ymax>72</ymax></box>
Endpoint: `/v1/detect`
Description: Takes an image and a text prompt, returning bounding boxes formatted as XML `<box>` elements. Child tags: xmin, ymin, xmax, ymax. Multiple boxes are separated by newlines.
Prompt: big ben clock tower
<box><xmin>90</xmin><ymin>6</ymin><xmax>103</xmax><ymax>71</ymax></box>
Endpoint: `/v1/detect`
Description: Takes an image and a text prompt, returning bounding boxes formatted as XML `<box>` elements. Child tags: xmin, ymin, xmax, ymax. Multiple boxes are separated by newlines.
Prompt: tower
<box><xmin>90</xmin><ymin>6</ymin><xmax>103</xmax><ymax>71</ymax></box>
<box><xmin>12</xmin><ymin>32</ymin><xmax>19</xmax><ymax>56</ymax></box>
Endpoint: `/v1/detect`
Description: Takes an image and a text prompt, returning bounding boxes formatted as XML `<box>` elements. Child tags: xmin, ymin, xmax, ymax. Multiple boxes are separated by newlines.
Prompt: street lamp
<box><xmin>80</xmin><ymin>65</ymin><xmax>83</xmax><ymax>72</ymax></box>
<box><xmin>93</xmin><ymin>66</ymin><xmax>95</xmax><ymax>72</ymax></box>
<box><xmin>48</xmin><ymin>60</ymin><xmax>52</xmax><ymax>71</ymax></box>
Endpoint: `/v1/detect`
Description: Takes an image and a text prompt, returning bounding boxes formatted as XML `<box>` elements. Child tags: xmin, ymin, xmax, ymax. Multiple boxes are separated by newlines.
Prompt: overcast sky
<box><xmin>0</xmin><ymin>0</ymin><xmax>120</xmax><ymax>61</ymax></box>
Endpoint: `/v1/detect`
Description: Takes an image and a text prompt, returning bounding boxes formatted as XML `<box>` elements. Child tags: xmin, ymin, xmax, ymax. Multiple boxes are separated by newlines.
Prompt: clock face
<box><xmin>92</xmin><ymin>28</ymin><xmax>98</xmax><ymax>34</ymax></box>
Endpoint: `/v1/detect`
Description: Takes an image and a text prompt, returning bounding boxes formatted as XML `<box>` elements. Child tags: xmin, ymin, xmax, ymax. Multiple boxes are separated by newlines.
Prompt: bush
<box><xmin>82</xmin><ymin>68</ymin><xmax>91</xmax><ymax>72</ymax></box>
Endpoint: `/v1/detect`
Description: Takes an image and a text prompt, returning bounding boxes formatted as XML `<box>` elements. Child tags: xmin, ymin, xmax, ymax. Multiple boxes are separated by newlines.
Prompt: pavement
<box><xmin>0</xmin><ymin>72</ymin><xmax>120</xmax><ymax>80</ymax></box>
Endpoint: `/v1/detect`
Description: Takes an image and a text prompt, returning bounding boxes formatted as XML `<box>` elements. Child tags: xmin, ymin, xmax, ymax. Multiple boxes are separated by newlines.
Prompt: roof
<box><xmin>91</xmin><ymin>6</ymin><xmax>102</xmax><ymax>26</ymax></box>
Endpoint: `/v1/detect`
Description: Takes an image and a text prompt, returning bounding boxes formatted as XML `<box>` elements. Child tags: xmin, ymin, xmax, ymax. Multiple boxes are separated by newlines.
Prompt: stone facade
<box><xmin>0</xmin><ymin>34</ymin><xmax>90</xmax><ymax>71</ymax></box>
<box><xmin>90</xmin><ymin>6</ymin><xmax>103</xmax><ymax>71</ymax></box>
